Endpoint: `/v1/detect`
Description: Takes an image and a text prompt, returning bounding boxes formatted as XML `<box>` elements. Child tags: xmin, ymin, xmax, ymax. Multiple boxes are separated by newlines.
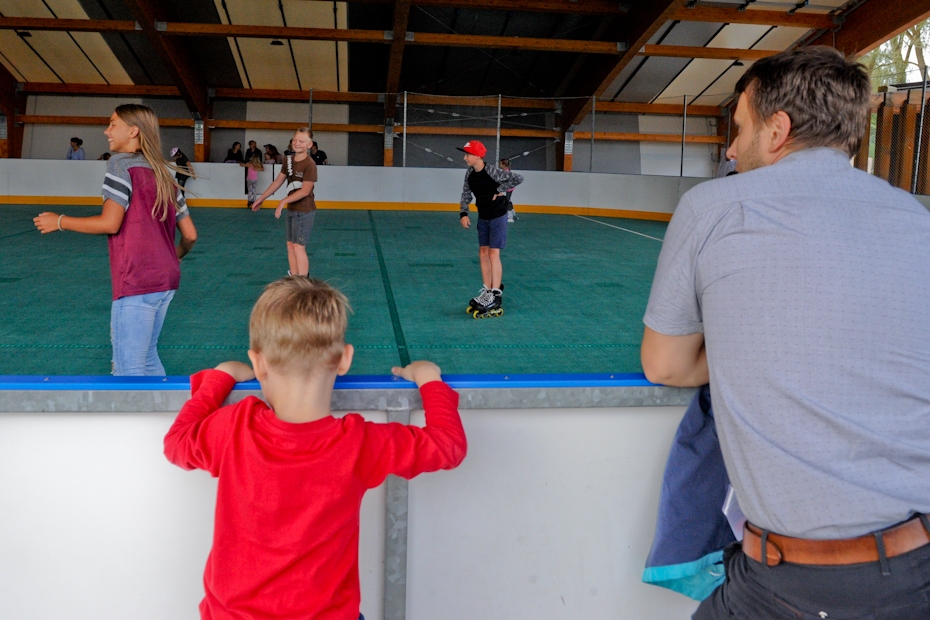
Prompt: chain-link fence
<box><xmin>388</xmin><ymin>91</ymin><xmax>726</xmax><ymax>177</ymax></box>
<box><xmin>856</xmin><ymin>71</ymin><xmax>930</xmax><ymax>194</ymax></box>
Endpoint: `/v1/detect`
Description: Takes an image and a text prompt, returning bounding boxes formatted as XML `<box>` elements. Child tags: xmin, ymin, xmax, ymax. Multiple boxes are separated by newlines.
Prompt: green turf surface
<box><xmin>0</xmin><ymin>205</ymin><xmax>666</xmax><ymax>376</ymax></box>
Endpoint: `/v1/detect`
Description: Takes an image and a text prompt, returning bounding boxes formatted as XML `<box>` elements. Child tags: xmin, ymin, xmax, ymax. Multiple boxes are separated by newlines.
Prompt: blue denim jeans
<box><xmin>110</xmin><ymin>290</ymin><xmax>175</xmax><ymax>376</ymax></box>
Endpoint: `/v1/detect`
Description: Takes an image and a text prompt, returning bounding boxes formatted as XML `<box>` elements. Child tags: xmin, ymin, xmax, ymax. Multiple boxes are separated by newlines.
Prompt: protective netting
<box><xmin>856</xmin><ymin>87</ymin><xmax>930</xmax><ymax>194</ymax></box>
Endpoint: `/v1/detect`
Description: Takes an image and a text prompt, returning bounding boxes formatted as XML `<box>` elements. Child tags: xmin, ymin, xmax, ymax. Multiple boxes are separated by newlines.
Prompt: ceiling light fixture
<box><xmin>271</xmin><ymin>39</ymin><xmax>284</xmax><ymax>46</ymax></box>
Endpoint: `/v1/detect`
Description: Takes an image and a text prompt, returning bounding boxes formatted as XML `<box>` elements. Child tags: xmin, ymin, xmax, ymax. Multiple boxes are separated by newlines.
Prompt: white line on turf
<box><xmin>573</xmin><ymin>215</ymin><xmax>664</xmax><ymax>242</ymax></box>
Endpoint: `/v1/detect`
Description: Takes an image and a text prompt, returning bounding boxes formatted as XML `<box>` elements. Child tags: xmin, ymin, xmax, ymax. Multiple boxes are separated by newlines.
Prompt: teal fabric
<box><xmin>642</xmin><ymin>550</ymin><xmax>725</xmax><ymax>601</ymax></box>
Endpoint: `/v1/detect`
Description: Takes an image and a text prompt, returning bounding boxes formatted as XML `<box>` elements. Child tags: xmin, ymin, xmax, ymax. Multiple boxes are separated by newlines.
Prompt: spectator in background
<box><xmin>244</xmin><ymin>140</ymin><xmax>261</xmax><ymax>163</ymax></box>
<box><xmin>264</xmin><ymin>144</ymin><xmax>284</xmax><ymax>164</ymax></box>
<box><xmin>67</xmin><ymin>137</ymin><xmax>85</xmax><ymax>160</ymax></box>
<box><xmin>98</xmin><ymin>153</ymin><xmax>111</xmax><ymax>161</ymax></box>
<box><xmin>284</xmin><ymin>139</ymin><xmax>295</xmax><ymax>157</ymax></box>
<box><xmin>225</xmin><ymin>142</ymin><xmax>244</xmax><ymax>163</ymax></box>
<box><xmin>171</xmin><ymin>147</ymin><xmax>194</xmax><ymax>188</ymax></box>
<box><xmin>310</xmin><ymin>142</ymin><xmax>328</xmax><ymax>166</ymax></box>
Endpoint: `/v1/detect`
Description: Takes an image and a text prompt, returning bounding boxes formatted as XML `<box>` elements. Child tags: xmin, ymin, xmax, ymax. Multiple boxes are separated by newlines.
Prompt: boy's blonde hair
<box><xmin>249</xmin><ymin>277</ymin><xmax>350</xmax><ymax>374</ymax></box>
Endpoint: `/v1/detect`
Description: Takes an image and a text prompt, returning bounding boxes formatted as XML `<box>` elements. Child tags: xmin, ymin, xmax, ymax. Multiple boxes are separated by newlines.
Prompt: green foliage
<box><xmin>861</xmin><ymin>20</ymin><xmax>930</xmax><ymax>90</ymax></box>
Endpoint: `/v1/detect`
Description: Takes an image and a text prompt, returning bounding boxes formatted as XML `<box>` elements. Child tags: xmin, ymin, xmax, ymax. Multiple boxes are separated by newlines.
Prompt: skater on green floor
<box><xmin>251</xmin><ymin>127</ymin><xmax>318</xmax><ymax>277</ymax></box>
<box><xmin>458</xmin><ymin>140</ymin><xmax>523</xmax><ymax>318</ymax></box>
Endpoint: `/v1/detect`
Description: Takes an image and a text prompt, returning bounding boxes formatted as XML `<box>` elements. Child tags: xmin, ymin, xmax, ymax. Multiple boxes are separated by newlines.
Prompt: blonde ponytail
<box><xmin>113</xmin><ymin>104</ymin><xmax>183</xmax><ymax>222</ymax></box>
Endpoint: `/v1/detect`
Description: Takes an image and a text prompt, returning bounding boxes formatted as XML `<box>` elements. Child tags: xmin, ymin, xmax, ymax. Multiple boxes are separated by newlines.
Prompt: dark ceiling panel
<box><xmin>611</xmin><ymin>20</ymin><xmax>724</xmax><ymax>103</ymax></box>
<box><xmin>164</xmin><ymin>0</ymin><xmax>241</xmax><ymax>88</ymax></box>
<box><xmin>347</xmin><ymin>3</ymin><xmax>393</xmax><ymax>92</ymax></box>
<box><xmin>393</xmin><ymin>6</ymin><xmax>602</xmax><ymax>96</ymax></box>
<box><xmin>76</xmin><ymin>0</ymin><xmax>241</xmax><ymax>88</ymax></box>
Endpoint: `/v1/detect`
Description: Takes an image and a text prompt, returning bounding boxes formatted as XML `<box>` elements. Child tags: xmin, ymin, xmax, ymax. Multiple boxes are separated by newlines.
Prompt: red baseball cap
<box><xmin>456</xmin><ymin>140</ymin><xmax>487</xmax><ymax>158</ymax></box>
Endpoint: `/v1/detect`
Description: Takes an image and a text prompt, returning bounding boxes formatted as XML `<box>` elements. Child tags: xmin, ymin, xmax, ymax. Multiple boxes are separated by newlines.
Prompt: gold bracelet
<box><xmin>57</xmin><ymin>214</ymin><xmax>64</xmax><ymax>231</ymax></box>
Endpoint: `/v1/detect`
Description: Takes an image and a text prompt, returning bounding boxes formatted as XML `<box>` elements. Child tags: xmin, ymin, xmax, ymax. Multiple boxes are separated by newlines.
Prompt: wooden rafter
<box><xmin>670</xmin><ymin>6</ymin><xmax>837</xmax><ymax>30</ymax></box>
<box><xmin>15</xmin><ymin>114</ymin><xmax>726</xmax><ymax>144</ymax></box>
<box><xmin>321</xmin><ymin>0</ymin><xmax>628</xmax><ymax>15</ymax></box>
<box><xmin>23</xmin><ymin>83</ymin><xmax>728</xmax><ymax>116</ymax></box>
<box><xmin>0</xmin><ymin>18</ymin><xmax>627</xmax><ymax>55</ymax></box>
<box><xmin>0</xmin><ymin>59</ymin><xmax>18</xmax><ymax>117</ymax></box>
<box><xmin>639</xmin><ymin>45</ymin><xmax>775</xmax><ymax>61</ymax></box>
<box><xmin>0</xmin><ymin>17</ymin><xmax>135</xmax><ymax>33</ymax></box>
<box><xmin>122</xmin><ymin>0</ymin><xmax>210</xmax><ymax>120</ymax></box>
<box><xmin>561</xmin><ymin>0</ymin><xmax>689</xmax><ymax>128</ymax></box>
<box><xmin>22</xmin><ymin>83</ymin><xmax>180</xmax><ymax>97</ymax></box>
<box><xmin>0</xmin><ymin>17</ymin><xmax>781</xmax><ymax>61</ymax></box>
<box><xmin>808</xmin><ymin>0</ymin><xmax>930</xmax><ymax>57</ymax></box>
<box><xmin>384</xmin><ymin>0</ymin><xmax>412</xmax><ymax>120</ymax></box>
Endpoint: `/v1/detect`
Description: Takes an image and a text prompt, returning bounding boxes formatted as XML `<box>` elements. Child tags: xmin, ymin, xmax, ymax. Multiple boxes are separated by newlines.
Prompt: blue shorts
<box><xmin>477</xmin><ymin>214</ymin><xmax>508</xmax><ymax>249</ymax></box>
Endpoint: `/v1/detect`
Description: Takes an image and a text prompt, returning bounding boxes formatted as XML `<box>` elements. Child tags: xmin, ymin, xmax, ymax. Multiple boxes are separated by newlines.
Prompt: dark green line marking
<box><xmin>367</xmin><ymin>211</ymin><xmax>411</xmax><ymax>366</ymax></box>
<box><xmin>0</xmin><ymin>277</ymin><xmax>23</xmax><ymax>283</ymax></box>
<box><xmin>407</xmin><ymin>262</ymin><xmax>454</xmax><ymax>268</ymax></box>
<box><xmin>335</xmin><ymin>252</ymin><xmax>356</xmax><ymax>257</ymax></box>
<box><xmin>0</xmin><ymin>229</ymin><xmax>37</xmax><ymax>240</ymax></box>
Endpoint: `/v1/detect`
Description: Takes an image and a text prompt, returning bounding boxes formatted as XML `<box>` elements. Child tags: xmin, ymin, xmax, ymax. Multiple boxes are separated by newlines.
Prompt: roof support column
<box><xmin>194</xmin><ymin>119</ymin><xmax>211</xmax><ymax>163</ymax></box>
<box><xmin>383</xmin><ymin>119</ymin><xmax>394</xmax><ymax>166</ymax></box>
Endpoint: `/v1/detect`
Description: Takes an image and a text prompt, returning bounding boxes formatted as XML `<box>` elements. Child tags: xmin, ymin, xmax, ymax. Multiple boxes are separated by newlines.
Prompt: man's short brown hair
<box><xmin>249</xmin><ymin>277</ymin><xmax>350</xmax><ymax>374</ymax></box>
<box><xmin>734</xmin><ymin>46</ymin><xmax>870</xmax><ymax>157</ymax></box>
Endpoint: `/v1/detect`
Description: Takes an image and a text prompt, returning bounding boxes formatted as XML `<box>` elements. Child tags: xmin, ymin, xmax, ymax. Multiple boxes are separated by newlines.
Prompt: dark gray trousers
<box><xmin>694</xmin><ymin>541</ymin><xmax>930</xmax><ymax>619</ymax></box>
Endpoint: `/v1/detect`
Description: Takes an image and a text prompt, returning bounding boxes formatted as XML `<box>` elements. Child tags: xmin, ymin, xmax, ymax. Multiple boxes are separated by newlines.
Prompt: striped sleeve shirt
<box><xmin>102</xmin><ymin>152</ymin><xmax>189</xmax><ymax>220</ymax></box>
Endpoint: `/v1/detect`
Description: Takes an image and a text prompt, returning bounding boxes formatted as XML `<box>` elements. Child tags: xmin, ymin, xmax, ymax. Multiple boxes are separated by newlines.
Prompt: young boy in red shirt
<box><xmin>165</xmin><ymin>276</ymin><xmax>467</xmax><ymax>620</ymax></box>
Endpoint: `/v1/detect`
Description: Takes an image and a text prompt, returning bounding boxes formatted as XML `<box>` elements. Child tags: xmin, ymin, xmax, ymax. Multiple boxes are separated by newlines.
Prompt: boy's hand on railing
<box><xmin>391</xmin><ymin>361</ymin><xmax>442</xmax><ymax>387</ymax></box>
<box><xmin>215</xmin><ymin>361</ymin><xmax>256</xmax><ymax>383</ymax></box>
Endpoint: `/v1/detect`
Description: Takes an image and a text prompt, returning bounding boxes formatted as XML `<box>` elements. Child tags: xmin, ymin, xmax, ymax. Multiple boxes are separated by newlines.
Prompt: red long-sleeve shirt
<box><xmin>165</xmin><ymin>369</ymin><xmax>467</xmax><ymax>620</ymax></box>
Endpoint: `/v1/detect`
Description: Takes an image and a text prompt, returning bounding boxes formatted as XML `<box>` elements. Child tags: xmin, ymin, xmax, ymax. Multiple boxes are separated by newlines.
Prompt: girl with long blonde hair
<box><xmin>34</xmin><ymin>103</ymin><xmax>198</xmax><ymax>376</ymax></box>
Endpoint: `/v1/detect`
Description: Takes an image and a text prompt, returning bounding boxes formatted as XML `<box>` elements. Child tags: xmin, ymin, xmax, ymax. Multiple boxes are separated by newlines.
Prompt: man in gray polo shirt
<box><xmin>642</xmin><ymin>46</ymin><xmax>930</xmax><ymax>619</ymax></box>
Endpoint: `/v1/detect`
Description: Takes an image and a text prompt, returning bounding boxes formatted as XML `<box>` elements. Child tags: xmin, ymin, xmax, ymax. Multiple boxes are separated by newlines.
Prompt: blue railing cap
<box><xmin>0</xmin><ymin>372</ymin><xmax>655</xmax><ymax>391</ymax></box>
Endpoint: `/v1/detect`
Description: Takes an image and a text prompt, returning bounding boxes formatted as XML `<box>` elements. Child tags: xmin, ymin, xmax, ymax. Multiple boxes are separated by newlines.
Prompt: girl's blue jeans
<box><xmin>110</xmin><ymin>290</ymin><xmax>175</xmax><ymax>376</ymax></box>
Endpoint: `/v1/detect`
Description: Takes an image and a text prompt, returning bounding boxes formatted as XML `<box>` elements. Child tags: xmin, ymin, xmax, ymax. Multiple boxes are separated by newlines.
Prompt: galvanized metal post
<box><xmin>403</xmin><ymin>91</ymin><xmax>407</xmax><ymax>168</ymax></box>
<box><xmin>495</xmin><ymin>94</ymin><xmax>502</xmax><ymax>163</ymax></box>
<box><xmin>308</xmin><ymin>87</ymin><xmax>313</xmax><ymax>130</ymax></box>
<box><xmin>912</xmin><ymin>66</ymin><xmax>928</xmax><ymax>194</ymax></box>
<box><xmin>383</xmin><ymin>406</ymin><xmax>411</xmax><ymax>620</ymax></box>
<box><xmin>590</xmin><ymin>95</ymin><xmax>596</xmax><ymax>172</ymax></box>
<box><xmin>680</xmin><ymin>95</ymin><xmax>688</xmax><ymax>177</ymax></box>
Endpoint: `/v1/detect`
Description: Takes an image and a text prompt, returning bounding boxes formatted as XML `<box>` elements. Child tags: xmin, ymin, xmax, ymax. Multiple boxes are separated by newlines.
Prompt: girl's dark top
<box><xmin>225</xmin><ymin>149</ymin><xmax>243</xmax><ymax>163</ymax></box>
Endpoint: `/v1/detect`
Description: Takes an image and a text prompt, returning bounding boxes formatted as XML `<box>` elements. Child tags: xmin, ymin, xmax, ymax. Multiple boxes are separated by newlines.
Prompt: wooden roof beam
<box><xmin>18</xmin><ymin>84</ymin><xmax>726</xmax><ymax>116</ymax></box>
<box><xmin>670</xmin><ymin>6</ymin><xmax>837</xmax><ymax>30</ymax></box>
<box><xmin>123</xmin><ymin>0</ymin><xmax>210</xmax><ymax>120</ymax></box>
<box><xmin>300</xmin><ymin>0</ymin><xmax>628</xmax><ymax>15</ymax></box>
<box><xmin>0</xmin><ymin>61</ymin><xmax>20</xmax><ymax>117</ymax></box>
<box><xmin>639</xmin><ymin>44</ymin><xmax>775</xmax><ymax>61</ymax></box>
<box><xmin>809</xmin><ymin>0</ymin><xmax>930</xmax><ymax>57</ymax></box>
<box><xmin>0</xmin><ymin>17</ymin><xmax>136</xmax><ymax>33</ymax></box>
<box><xmin>22</xmin><ymin>83</ymin><xmax>180</xmax><ymax>97</ymax></box>
<box><xmin>384</xmin><ymin>0</ymin><xmax>412</xmax><ymax>120</ymax></box>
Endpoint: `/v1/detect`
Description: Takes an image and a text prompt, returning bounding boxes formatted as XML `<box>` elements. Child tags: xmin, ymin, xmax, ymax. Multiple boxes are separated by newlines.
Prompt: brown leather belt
<box><xmin>742</xmin><ymin>515</ymin><xmax>930</xmax><ymax>567</ymax></box>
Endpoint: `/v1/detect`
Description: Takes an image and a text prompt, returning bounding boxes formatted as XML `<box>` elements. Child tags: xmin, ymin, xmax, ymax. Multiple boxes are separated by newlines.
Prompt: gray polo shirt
<box><xmin>644</xmin><ymin>147</ymin><xmax>930</xmax><ymax>539</ymax></box>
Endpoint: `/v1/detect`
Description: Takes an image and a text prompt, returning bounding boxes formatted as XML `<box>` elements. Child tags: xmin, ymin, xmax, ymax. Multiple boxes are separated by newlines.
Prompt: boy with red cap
<box><xmin>457</xmin><ymin>139</ymin><xmax>524</xmax><ymax>318</ymax></box>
